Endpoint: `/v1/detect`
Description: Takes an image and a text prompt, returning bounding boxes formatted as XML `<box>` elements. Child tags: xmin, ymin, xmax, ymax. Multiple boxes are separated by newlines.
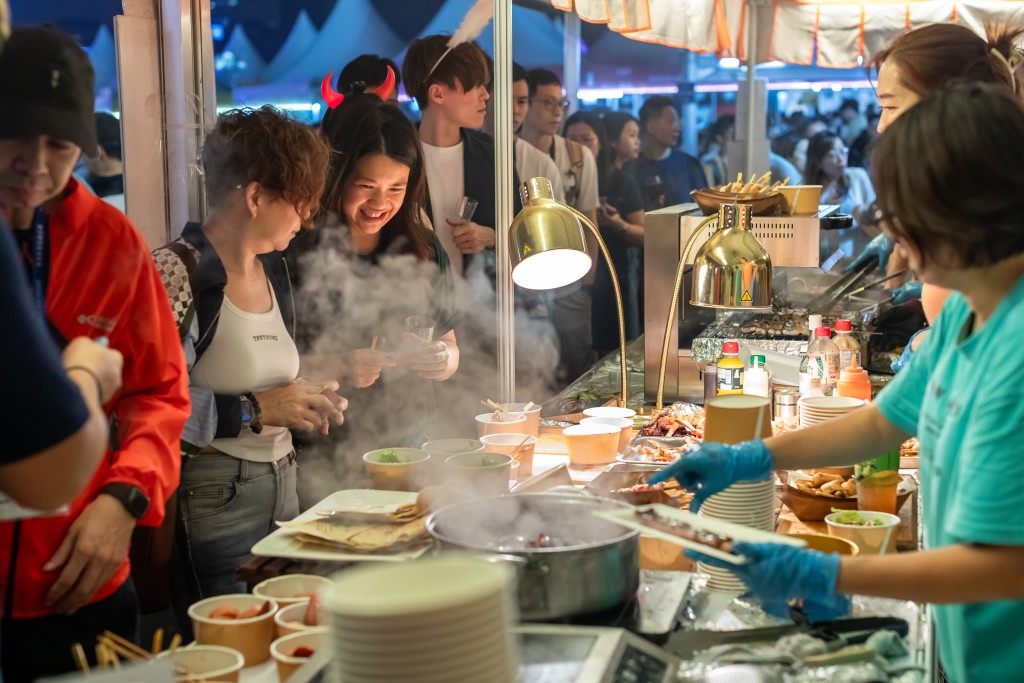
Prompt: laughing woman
<box><xmin>291</xmin><ymin>89</ymin><xmax>459</xmax><ymax>491</ymax></box>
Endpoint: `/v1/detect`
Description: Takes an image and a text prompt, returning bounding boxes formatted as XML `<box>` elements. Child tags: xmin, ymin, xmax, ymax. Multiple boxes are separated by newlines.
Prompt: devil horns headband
<box><xmin>320</xmin><ymin>65</ymin><xmax>397</xmax><ymax>109</ymax></box>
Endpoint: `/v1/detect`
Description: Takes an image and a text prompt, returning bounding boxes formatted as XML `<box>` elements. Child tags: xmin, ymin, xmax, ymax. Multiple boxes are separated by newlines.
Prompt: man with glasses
<box><xmin>631</xmin><ymin>96</ymin><xmax>705</xmax><ymax>210</ymax></box>
<box><xmin>520</xmin><ymin>69</ymin><xmax>600</xmax><ymax>383</ymax></box>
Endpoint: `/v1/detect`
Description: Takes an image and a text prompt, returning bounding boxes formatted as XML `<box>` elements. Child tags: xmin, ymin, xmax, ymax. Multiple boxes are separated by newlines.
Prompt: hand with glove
<box><xmin>686</xmin><ymin>542</ymin><xmax>852</xmax><ymax>621</ymax></box>
<box><xmin>648</xmin><ymin>440</ymin><xmax>772</xmax><ymax>512</ymax></box>
<box><xmin>889</xmin><ymin>281</ymin><xmax>923</xmax><ymax>304</ymax></box>
<box><xmin>845</xmin><ymin>233</ymin><xmax>893</xmax><ymax>272</ymax></box>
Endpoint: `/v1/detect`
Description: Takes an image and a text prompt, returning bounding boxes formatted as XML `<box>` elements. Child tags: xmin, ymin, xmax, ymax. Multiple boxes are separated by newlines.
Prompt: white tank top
<box><xmin>191</xmin><ymin>284</ymin><xmax>299</xmax><ymax>462</ymax></box>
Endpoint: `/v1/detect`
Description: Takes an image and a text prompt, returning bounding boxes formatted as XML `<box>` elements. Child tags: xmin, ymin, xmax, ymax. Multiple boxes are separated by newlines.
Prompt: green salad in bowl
<box><xmin>829</xmin><ymin>509</ymin><xmax>886</xmax><ymax>526</ymax></box>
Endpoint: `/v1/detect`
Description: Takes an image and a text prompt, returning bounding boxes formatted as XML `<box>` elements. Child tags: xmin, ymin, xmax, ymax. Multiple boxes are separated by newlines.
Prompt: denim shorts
<box><xmin>177</xmin><ymin>450</ymin><xmax>299</xmax><ymax>598</ymax></box>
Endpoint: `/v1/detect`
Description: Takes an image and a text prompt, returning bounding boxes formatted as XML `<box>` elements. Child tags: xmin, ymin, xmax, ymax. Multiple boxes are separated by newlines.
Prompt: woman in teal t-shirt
<box><xmin>652</xmin><ymin>83</ymin><xmax>1024</xmax><ymax>683</ymax></box>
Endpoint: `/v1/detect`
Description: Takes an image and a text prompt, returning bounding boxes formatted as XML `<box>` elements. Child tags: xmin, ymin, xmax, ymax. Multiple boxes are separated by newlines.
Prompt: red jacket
<box><xmin>0</xmin><ymin>182</ymin><xmax>189</xmax><ymax>619</ymax></box>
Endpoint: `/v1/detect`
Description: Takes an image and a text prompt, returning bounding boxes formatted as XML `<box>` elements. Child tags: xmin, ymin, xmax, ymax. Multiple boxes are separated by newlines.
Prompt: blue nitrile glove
<box><xmin>890</xmin><ymin>281</ymin><xmax>922</xmax><ymax>304</ymax></box>
<box><xmin>685</xmin><ymin>542</ymin><xmax>851</xmax><ymax>621</ymax></box>
<box><xmin>648</xmin><ymin>440</ymin><xmax>772</xmax><ymax>512</ymax></box>
<box><xmin>845</xmin><ymin>233</ymin><xmax>893</xmax><ymax>272</ymax></box>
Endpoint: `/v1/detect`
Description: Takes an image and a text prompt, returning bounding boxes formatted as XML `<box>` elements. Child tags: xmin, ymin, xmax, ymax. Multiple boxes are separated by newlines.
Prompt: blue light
<box><xmin>211</xmin><ymin>22</ymin><xmax>225</xmax><ymax>41</ymax></box>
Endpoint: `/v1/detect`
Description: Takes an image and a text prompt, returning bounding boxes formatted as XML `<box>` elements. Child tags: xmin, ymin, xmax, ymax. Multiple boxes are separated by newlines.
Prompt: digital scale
<box><xmin>516</xmin><ymin>624</ymin><xmax>680</xmax><ymax>683</ymax></box>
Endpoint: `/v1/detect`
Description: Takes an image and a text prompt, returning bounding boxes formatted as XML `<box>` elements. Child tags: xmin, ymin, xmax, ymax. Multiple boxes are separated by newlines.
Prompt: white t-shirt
<box><xmin>551</xmin><ymin>134</ymin><xmax>599</xmax><ymax>213</ymax></box>
<box><xmin>191</xmin><ymin>285</ymin><xmax>299</xmax><ymax>462</ymax></box>
<box><xmin>420</xmin><ymin>141</ymin><xmax>466</xmax><ymax>276</ymax></box>
<box><xmin>515</xmin><ymin>137</ymin><xmax>565</xmax><ymax>203</ymax></box>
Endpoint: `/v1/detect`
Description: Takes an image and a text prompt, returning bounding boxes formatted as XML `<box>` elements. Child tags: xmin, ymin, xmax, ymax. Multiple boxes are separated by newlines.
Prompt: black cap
<box><xmin>0</xmin><ymin>26</ymin><xmax>97</xmax><ymax>154</ymax></box>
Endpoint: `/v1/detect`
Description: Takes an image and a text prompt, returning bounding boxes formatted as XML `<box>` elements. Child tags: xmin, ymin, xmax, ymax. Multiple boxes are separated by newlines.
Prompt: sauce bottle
<box><xmin>833</xmin><ymin>319</ymin><xmax>861</xmax><ymax>370</ymax></box>
<box><xmin>837</xmin><ymin>357</ymin><xmax>872</xmax><ymax>401</ymax></box>
<box><xmin>743</xmin><ymin>355</ymin><xmax>771</xmax><ymax>398</ymax></box>
<box><xmin>716</xmin><ymin>341</ymin><xmax>744</xmax><ymax>395</ymax></box>
<box><xmin>806</xmin><ymin>327</ymin><xmax>840</xmax><ymax>389</ymax></box>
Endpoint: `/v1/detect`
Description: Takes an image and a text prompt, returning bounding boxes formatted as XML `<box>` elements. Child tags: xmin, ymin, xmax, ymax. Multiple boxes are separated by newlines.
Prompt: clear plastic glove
<box><xmin>890</xmin><ymin>281</ymin><xmax>923</xmax><ymax>304</ymax></box>
<box><xmin>685</xmin><ymin>542</ymin><xmax>851</xmax><ymax>621</ymax></box>
<box><xmin>409</xmin><ymin>340</ymin><xmax>450</xmax><ymax>381</ymax></box>
<box><xmin>648</xmin><ymin>440</ymin><xmax>772</xmax><ymax>512</ymax></box>
<box><xmin>846</xmin><ymin>233</ymin><xmax>892</xmax><ymax>272</ymax></box>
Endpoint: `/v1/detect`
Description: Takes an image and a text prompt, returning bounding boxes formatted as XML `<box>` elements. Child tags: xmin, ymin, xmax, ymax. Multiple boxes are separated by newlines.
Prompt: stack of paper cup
<box><xmin>326</xmin><ymin>556</ymin><xmax>519</xmax><ymax>683</ymax></box>
<box><xmin>698</xmin><ymin>395</ymin><xmax>775</xmax><ymax>593</ymax></box>
<box><xmin>798</xmin><ymin>396</ymin><xmax>865</xmax><ymax>429</ymax></box>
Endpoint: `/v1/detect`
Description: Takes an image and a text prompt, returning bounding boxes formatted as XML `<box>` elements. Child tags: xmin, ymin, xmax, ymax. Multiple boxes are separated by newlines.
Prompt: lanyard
<box><xmin>30</xmin><ymin>207</ymin><xmax>49</xmax><ymax>321</ymax></box>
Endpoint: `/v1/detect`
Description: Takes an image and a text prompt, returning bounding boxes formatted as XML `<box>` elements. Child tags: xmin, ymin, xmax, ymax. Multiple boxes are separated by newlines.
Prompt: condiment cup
<box><xmin>825</xmin><ymin>511</ymin><xmax>900</xmax><ymax>555</ymax></box>
<box><xmin>253</xmin><ymin>574</ymin><xmax>333</xmax><ymax>607</ymax></box>
<box><xmin>156</xmin><ymin>644</ymin><xmax>244</xmax><ymax>682</ymax></box>
<box><xmin>362</xmin><ymin>448</ymin><xmax>431</xmax><ymax>491</ymax></box>
<box><xmin>506</xmin><ymin>402</ymin><xmax>542</xmax><ymax>437</ymax></box>
<box><xmin>188</xmin><ymin>594</ymin><xmax>278</xmax><ymax>666</ymax></box>
<box><xmin>582</xmin><ymin>406</ymin><xmax>636</xmax><ymax>421</ymax></box>
<box><xmin>563</xmin><ymin>424</ymin><xmax>620</xmax><ymax>467</ymax></box>
<box><xmin>480</xmin><ymin>434</ymin><xmax>537</xmax><ymax>480</ymax></box>
<box><xmin>475</xmin><ymin>412</ymin><xmax>528</xmax><ymax>437</ymax></box>
<box><xmin>443</xmin><ymin>452</ymin><xmax>514</xmax><ymax>496</ymax></box>
<box><xmin>270</xmin><ymin>627</ymin><xmax>329</xmax><ymax>682</ymax></box>
<box><xmin>580</xmin><ymin>416</ymin><xmax>632</xmax><ymax>452</ymax></box>
<box><xmin>273</xmin><ymin>599</ymin><xmax>324</xmax><ymax>638</ymax></box>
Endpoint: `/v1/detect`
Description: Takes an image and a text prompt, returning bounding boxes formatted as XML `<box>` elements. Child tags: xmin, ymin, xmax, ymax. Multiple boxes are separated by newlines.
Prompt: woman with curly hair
<box><xmin>153</xmin><ymin>106</ymin><xmax>345</xmax><ymax>602</ymax></box>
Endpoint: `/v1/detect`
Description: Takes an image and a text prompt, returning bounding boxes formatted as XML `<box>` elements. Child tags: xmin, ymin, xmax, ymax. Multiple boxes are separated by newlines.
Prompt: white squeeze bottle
<box><xmin>743</xmin><ymin>355</ymin><xmax>771</xmax><ymax>398</ymax></box>
<box><xmin>798</xmin><ymin>314</ymin><xmax>824</xmax><ymax>394</ymax></box>
<box><xmin>807</xmin><ymin>326</ymin><xmax>841</xmax><ymax>389</ymax></box>
<box><xmin>833</xmin><ymin>319</ymin><xmax>861</xmax><ymax>370</ymax></box>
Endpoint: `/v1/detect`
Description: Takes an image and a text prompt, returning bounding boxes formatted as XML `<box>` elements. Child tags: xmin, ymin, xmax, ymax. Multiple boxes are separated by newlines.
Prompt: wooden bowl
<box><xmin>690</xmin><ymin>188</ymin><xmax>784</xmax><ymax>216</ymax></box>
<box><xmin>782</xmin><ymin>482</ymin><xmax>911</xmax><ymax>522</ymax></box>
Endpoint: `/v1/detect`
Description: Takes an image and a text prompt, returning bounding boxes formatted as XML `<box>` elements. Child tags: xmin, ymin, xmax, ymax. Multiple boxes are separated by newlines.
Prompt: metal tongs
<box><xmin>808</xmin><ymin>256</ymin><xmax>878</xmax><ymax>312</ymax></box>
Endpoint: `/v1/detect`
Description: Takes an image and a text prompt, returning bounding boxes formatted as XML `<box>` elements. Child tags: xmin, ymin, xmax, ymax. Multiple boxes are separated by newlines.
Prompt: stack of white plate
<box><xmin>798</xmin><ymin>395</ymin><xmax>865</xmax><ymax>429</ymax></box>
<box><xmin>326</xmin><ymin>556</ymin><xmax>519</xmax><ymax>683</ymax></box>
<box><xmin>697</xmin><ymin>480</ymin><xmax>775</xmax><ymax>593</ymax></box>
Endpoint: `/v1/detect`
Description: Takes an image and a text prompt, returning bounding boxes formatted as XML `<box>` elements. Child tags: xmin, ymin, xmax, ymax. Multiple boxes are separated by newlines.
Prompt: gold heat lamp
<box><xmin>509</xmin><ymin>177</ymin><xmax>629</xmax><ymax>407</ymax></box>
<box><xmin>655</xmin><ymin>203</ymin><xmax>773</xmax><ymax>409</ymax></box>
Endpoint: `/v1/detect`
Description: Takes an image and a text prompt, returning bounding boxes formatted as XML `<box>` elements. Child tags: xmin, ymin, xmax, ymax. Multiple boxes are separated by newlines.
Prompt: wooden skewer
<box><xmin>509</xmin><ymin>434</ymin><xmax>533</xmax><ymax>462</ymax></box>
<box><xmin>98</xmin><ymin>636</ymin><xmax>146</xmax><ymax>662</ymax></box>
<box><xmin>72</xmin><ymin>643</ymin><xmax>91</xmax><ymax>674</ymax></box>
<box><xmin>370</xmin><ymin>335</ymin><xmax>378</xmax><ymax>351</ymax></box>
<box><xmin>152</xmin><ymin>628</ymin><xmax>164</xmax><ymax>655</ymax></box>
<box><xmin>168</xmin><ymin>634</ymin><xmax>182</xmax><ymax>653</ymax></box>
<box><xmin>102</xmin><ymin>631</ymin><xmax>151</xmax><ymax>660</ymax></box>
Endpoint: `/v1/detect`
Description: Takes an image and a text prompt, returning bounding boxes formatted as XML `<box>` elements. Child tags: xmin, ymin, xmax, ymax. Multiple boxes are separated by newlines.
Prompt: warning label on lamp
<box><xmin>741</xmin><ymin>290</ymin><xmax>752</xmax><ymax>302</ymax></box>
<box><xmin>522</xmin><ymin>244</ymin><xmax>532</xmax><ymax>256</ymax></box>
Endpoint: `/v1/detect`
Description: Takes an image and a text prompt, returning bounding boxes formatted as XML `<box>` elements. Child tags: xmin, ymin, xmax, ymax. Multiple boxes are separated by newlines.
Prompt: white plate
<box><xmin>593</xmin><ymin>504</ymin><xmax>804</xmax><ymax>565</ymax></box>
<box><xmin>250</xmin><ymin>490</ymin><xmax>429</xmax><ymax>563</ymax></box>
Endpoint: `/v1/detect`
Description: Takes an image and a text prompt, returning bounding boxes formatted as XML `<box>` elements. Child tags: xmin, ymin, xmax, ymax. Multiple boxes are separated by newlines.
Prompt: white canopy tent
<box><xmin>88</xmin><ymin>24</ymin><xmax>118</xmax><ymax>96</ymax></box>
<box><xmin>263</xmin><ymin>10</ymin><xmax>319</xmax><ymax>83</ymax></box>
<box><xmin>220</xmin><ymin>24</ymin><xmax>266</xmax><ymax>86</ymax></box>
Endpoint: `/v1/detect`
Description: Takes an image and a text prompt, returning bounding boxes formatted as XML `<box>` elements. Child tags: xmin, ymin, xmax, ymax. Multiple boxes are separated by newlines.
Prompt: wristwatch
<box><xmin>240</xmin><ymin>394</ymin><xmax>254</xmax><ymax>430</ymax></box>
<box><xmin>100</xmin><ymin>483</ymin><xmax>151</xmax><ymax>520</ymax></box>
<box><xmin>240</xmin><ymin>392</ymin><xmax>263</xmax><ymax>435</ymax></box>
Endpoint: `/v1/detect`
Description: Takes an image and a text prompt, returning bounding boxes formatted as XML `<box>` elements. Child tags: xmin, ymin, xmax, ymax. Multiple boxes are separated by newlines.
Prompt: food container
<box><xmin>825</xmin><ymin>511</ymin><xmax>900</xmax><ymax>555</ymax></box>
<box><xmin>475</xmin><ymin>412</ymin><xmax>528</xmax><ymax>437</ymax></box>
<box><xmin>691</xmin><ymin>188</ymin><xmax>784</xmax><ymax>216</ymax></box>
<box><xmin>157</xmin><ymin>645</ymin><xmax>245</xmax><ymax>682</ymax></box>
<box><xmin>273</xmin><ymin>599</ymin><xmax>323</xmax><ymax>638</ymax></box>
<box><xmin>773</xmin><ymin>388</ymin><xmax>800</xmax><ymax>420</ymax></box>
<box><xmin>362</xmin><ymin>448</ymin><xmax>431</xmax><ymax>491</ymax></box>
<box><xmin>786</xmin><ymin>532</ymin><xmax>858</xmax><ymax>556</ymax></box>
<box><xmin>782</xmin><ymin>473</ymin><xmax>911</xmax><ymax>521</ymax></box>
<box><xmin>426</xmin><ymin>493</ymin><xmax>639</xmax><ymax>620</ymax></box>
<box><xmin>563</xmin><ymin>424</ymin><xmax>620</xmax><ymax>467</ymax></box>
<box><xmin>480</xmin><ymin>433</ymin><xmax>537</xmax><ymax>480</ymax></box>
<box><xmin>777</xmin><ymin>184</ymin><xmax>823</xmax><ymax>215</ymax></box>
<box><xmin>252</xmin><ymin>574</ymin><xmax>332</xmax><ymax>607</ymax></box>
<box><xmin>580</xmin><ymin>417</ymin><xmax>632</xmax><ymax>452</ymax></box>
<box><xmin>506</xmin><ymin>402</ymin><xmax>542</xmax><ymax>437</ymax></box>
<box><xmin>443</xmin><ymin>452</ymin><xmax>514</xmax><ymax>496</ymax></box>
<box><xmin>270</xmin><ymin>628</ymin><xmax>329</xmax><ymax>682</ymax></box>
<box><xmin>188</xmin><ymin>594</ymin><xmax>278</xmax><ymax>666</ymax></box>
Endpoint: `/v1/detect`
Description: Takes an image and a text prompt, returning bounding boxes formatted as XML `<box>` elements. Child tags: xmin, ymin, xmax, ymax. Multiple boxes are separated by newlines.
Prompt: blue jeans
<box><xmin>177</xmin><ymin>451</ymin><xmax>299</xmax><ymax>599</ymax></box>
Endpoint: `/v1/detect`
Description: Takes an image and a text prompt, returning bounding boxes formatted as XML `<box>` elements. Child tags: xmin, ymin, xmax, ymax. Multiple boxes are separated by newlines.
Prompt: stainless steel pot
<box><xmin>426</xmin><ymin>493</ymin><xmax>639</xmax><ymax>621</ymax></box>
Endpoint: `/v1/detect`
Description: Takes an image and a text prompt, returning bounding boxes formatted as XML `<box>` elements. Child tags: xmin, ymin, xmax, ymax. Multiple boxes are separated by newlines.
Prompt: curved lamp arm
<box><xmin>656</xmin><ymin>215</ymin><xmax>717</xmax><ymax>410</ymax></box>
<box><xmin>562</xmin><ymin>204</ymin><xmax>629</xmax><ymax>407</ymax></box>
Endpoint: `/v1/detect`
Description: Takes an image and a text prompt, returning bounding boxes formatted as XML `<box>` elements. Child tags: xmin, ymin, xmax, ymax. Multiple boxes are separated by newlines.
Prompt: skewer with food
<box><xmin>636</xmin><ymin>508</ymin><xmax>735</xmax><ymax>553</ymax></box>
<box><xmin>638</xmin><ymin>402</ymin><xmax>705</xmax><ymax>439</ymax></box>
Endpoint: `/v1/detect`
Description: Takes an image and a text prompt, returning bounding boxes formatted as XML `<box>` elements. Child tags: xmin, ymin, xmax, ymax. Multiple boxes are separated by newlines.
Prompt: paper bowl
<box><xmin>582</xmin><ymin>406</ymin><xmax>636</xmax><ymax>420</ymax></box>
<box><xmin>362</xmin><ymin>448</ymin><xmax>431</xmax><ymax>491</ymax></box>
<box><xmin>581</xmin><ymin>416</ymin><xmax>632</xmax><ymax>452</ymax></box>
<box><xmin>273</xmin><ymin>599</ymin><xmax>325</xmax><ymax>638</ymax></box>
<box><xmin>443</xmin><ymin>452</ymin><xmax>514</xmax><ymax>496</ymax></box>
<box><xmin>480</xmin><ymin>433</ymin><xmax>537</xmax><ymax>480</ymax></box>
<box><xmin>475</xmin><ymin>412</ymin><xmax>528</xmax><ymax>437</ymax></box>
<box><xmin>270</xmin><ymin>628</ymin><xmax>329</xmax><ymax>682</ymax></box>
<box><xmin>421</xmin><ymin>438</ymin><xmax>485</xmax><ymax>458</ymax></box>
<box><xmin>506</xmin><ymin>402</ymin><xmax>542</xmax><ymax>437</ymax></box>
<box><xmin>825</xmin><ymin>511</ymin><xmax>900</xmax><ymax>555</ymax></box>
<box><xmin>777</xmin><ymin>184</ymin><xmax>823</xmax><ymax>215</ymax></box>
<box><xmin>157</xmin><ymin>644</ymin><xmax>244</xmax><ymax>682</ymax></box>
<box><xmin>563</xmin><ymin>424</ymin><xmax>620</xmax><ymax>467</ymax></box>
<box><xmin>253</xmin><ymin>574</ymin><xmax>333</xmax><ymax>607</ymax></box>
<box><xmin>188</xmin><ymin>594</ymin><xmax>278</xmax><ymax>666</ymax></box>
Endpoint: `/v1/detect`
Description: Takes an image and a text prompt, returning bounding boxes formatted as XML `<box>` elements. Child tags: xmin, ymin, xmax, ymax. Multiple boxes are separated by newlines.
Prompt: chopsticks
<box><xmin>509</xmin><ymin>435</ymin><xmax>533</xmax><ymax>462</ymax></box>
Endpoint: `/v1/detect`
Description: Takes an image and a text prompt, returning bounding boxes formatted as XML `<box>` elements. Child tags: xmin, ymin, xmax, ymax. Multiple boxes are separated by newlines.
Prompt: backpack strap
<box><xmin>153</xmin><ymin>240</ymin><xmax>199</xmax><ymax>338</ymax></box>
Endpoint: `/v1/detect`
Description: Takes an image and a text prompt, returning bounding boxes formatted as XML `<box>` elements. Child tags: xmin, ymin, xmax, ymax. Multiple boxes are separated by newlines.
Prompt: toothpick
<box><xmin>102</xmin><ymin>631</ymin><xmax>150</xmax><ymax>659</ymax></box>
<box><xmin>168</xmin><ymin>634</ymin><xmax>182</xmax><ymax>653</ymax></box>
<box><xmin>152</xmin><ymin>628</ymin><xmax>163</xmax><ymax>655</ymax></box>
<box><xmin>72</xmin><ymin>643</ymin><xmax>91</xmax><ymax>674</ymax></box>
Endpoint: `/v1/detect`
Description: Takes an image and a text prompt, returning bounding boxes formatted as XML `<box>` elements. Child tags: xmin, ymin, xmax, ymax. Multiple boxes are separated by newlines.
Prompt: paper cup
<box><xmin>582</xmin><ymin>406</ymin><xmax>636</xmax><ymax>420</ymax></box>
<box><xmin>563</xmin><ymin>424</ymin><xmax>620</xmax><ymax>467</ymax></box>
<box><xmin>506</xmin><ymin>402</ymin><xmax>542</xmax><ymax>437</ymax></box>
<box><xmin>253</xmin><ymin>574</ymin><xmax>333</xmax><ymax>607</ymax></box>
<box><xmin>825</xmin><ymin>511</ymin><xmax>900</xmax><ymax>555</ymax></box>
<box><xmin>702</xmin><ymin>395</ymin><xmax>772</xmax><ymax>444</ymax></box>
<box><xmin>157</xmin><ymin>645</ymin><xmax>244</xmax><ymax>682</ymax></box>
<box><xmin>475</xmin><ymin>413</ymin><xmax>528</xmax><ymax>437</ymax></box>
<box><xmin>580</xmin><ymin>416</ymin><xmax>632</xmax><ymax>452</ymax></box>
<box><xmin>480</xmin><ymin>434</ymin><xmax>537</xmax><ymax>480</ymax></box>
<box><xmin>188</xmin><ymin>595</ymin><xmax>278</xmax><ymax>666</ymax></box>
<box><xmin>270</xmin><ymin>628</ymin><xmax>328</xmax><ymax>682</ymax></box>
